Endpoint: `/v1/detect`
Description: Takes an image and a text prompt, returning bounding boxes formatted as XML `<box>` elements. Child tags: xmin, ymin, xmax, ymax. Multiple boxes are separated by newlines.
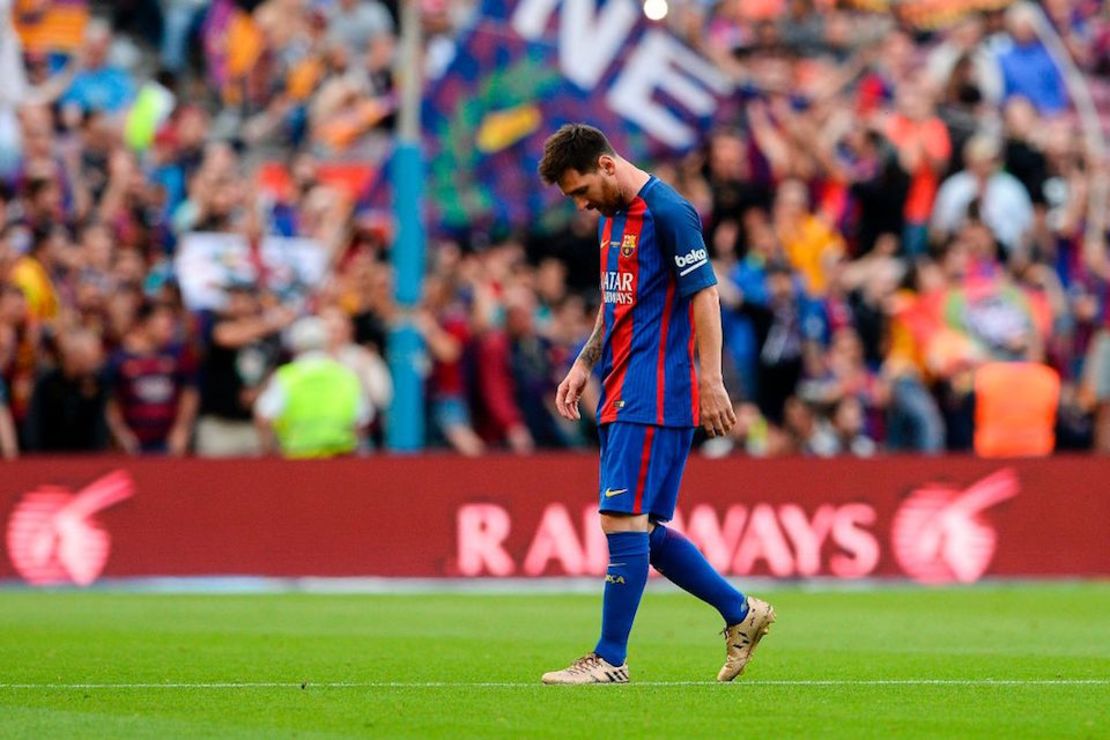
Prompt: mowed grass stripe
<box><xmin>1</xmin><ymin>679</ymin><xmax>1107</xmax><ymax>689</ymax></box>
<box><xmin>1</xmin><ymin>587</ymin><xmax>1106</xmax><ymax>738</ymax></box>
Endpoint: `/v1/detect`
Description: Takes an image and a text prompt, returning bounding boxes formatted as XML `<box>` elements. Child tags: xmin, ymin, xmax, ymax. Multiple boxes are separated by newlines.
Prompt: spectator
<box><xmin>883</xmin><ymin>80</ymin><xmax>952</xmax><ymax>256</ymax></box>
<box><xmin>325</xmin><ymin>0</ymin><xmax>394</xmax><ymax>59</ymax></box>
<box><xmin>996</xmin><ymin>2</ymin><xmax>1069</xmax><ymax>115</ymax></box>
<box><xmin>255</xmin><ymin>315</ymin><xmax>368</xmax><ymax>458</ymax></box>
<box><xmin>924</xmin><ymin>15</ymin><xmax>1003</xmax><ymax>105</ymax></box>
<box><xmin>778</xmin><ymin>0</ymin><xmax>826</xmax><ymax>58</ymax></box>
<box><xmin>935</xmin><ymin>53</ymin><xmax>987</xmax><ymax>181</ymax></box>
<box><xmin>58</xmin><ymin>18</ymin><xmax>136</xmax><ymax>115</ymax></box>
<box><xmin>799</xmin><ymin>326</ymin><xmax>879</xmax><ymax>417</ymax></box>
<box><xmin>1091</xmin><ymin>317</ymin><xmax>1110</xmax><ymax>453</ymax></box>
<box><xmin>705</xmin><ymin>131</ymin><xmax>772</xmax><ymax>256</ymax></box>
<box><xmin>320</xmin><ymin>303</ymin><xmax>392</xmax><ymax>448</ymax></box>
<box><xmin>884</xmin><ymin>369</ymin><xmax>946</xmax><ymax>454</ymax></box>
<box><xmin>722</xmin><ymin>210</ymin><xmax>779</xmax><ymax>399</ymax></box>
<box><xmin>782</xmin><ymin>395</ymin><xmax>838</xmax><ymax>457</ymax></box>
<box><xmin>871</xmin><ymin>258</ymin><xmax>949</xmax><ymax>453</ymax></box>
<box><xmin>470</xmin><ymin>283</ymin><xmax>535</xmax><ymax>454</ymax></box>
<box><xmin>195</xmin><ymin>286</ymin><xmax>292</xmax><ymax>457</ymax></box>
<box><xmin>418</xmin><ymin>274</ymin><xmax>484</xmax><ymax>456</ymax></box>
<box><xmin>10</xmin><ymin>224</ymin><xmax>63</xmax><ymax>322</ymax></box>
<box><xmin>931</xmin><ymin>134</ymin><xmax>1034</xmax><ymax>256</ymax></box>
<box><xmin>1002</xmin><ymin>96</ymin><xmax>1050</xmax><ymax>205</ymax></box>
<box><xmin>0</xmin><ymin>376</ymin><xmax>17</xmax><ymax>458</ymax></box>
<box><xmin>161</xmin><ymin>0</ymin><xmax>209</xmax><ymax>74</ymax></box>
<box><xmin>821</xmin><ymin>119</ymin><xmax>910</xmax><ymax>256</ymax></box>
<box><xmin>504</xmin><ymin>284</ymin><xmax>567</xmax><ymax>449</ymax></box>
<box><xmin>104</xmin><ymin>300</ymin><xmax>198</xmax><ymax>455</ymax></box>
<box><xmin>772</xmin><ymin>179</ymin><xmax>845</xmax><ymax>295</ymax></box>
<box><xmin>829</xmin><ymin>394</ymin><xmax>877</xmax><ymax>457</ymax></box>
<box><xmin>733</xmin><ymin>262</ymin><xmax>823</xmax><ymax>426</ymax></box>
<box><xmin>0</xmin><ymin>279</ymin><xmax>40</xmax><ymax>423</ymax></box>
<box><xmin>836</xmin><ymin>234</ymin><xmax>906</xmax><ymax>365</ymax></box>
<box><xmin>23</xmin><ymin>328</ymin><xmax>109</xmax><ymax>452</ymax></box>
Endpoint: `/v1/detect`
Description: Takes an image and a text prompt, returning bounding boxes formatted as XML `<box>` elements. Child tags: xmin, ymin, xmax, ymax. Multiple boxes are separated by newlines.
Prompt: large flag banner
<box><xmin>422</xmin><ymin>0</ymin><xmax>732</xmax><ymax>232</ymax></box>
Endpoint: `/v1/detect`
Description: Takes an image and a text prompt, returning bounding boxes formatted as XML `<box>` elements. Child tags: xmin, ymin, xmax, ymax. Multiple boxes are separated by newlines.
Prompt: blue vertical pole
<box><xmin>386</xmin><ymin>0</ymin><xmax>425</xmax><ymax>452</ymax></box>
<box><xmin>387</xmin><ymin>143</ymin><xmax>425</xmax><ymax>452</ymax></box>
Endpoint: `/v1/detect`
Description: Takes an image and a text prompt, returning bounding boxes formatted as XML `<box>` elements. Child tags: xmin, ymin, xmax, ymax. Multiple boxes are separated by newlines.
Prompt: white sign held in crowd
<box><xmin>174</xmin><ymin>232</ymin><xmax>328</xmax><ymax>311</ymax></box>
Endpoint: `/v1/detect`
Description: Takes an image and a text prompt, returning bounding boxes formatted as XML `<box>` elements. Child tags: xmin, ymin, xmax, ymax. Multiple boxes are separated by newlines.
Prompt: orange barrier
<box><xmin>974</xmin><ymin>362</ymin><xmax>1060</xmax><ymax>458</ymax></box>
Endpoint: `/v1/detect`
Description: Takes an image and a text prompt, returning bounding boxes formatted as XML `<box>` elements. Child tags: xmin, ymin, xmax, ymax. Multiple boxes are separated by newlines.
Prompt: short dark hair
<box><xmin>537</xmin><ymin>124</ymin><xmax>615</xmax><ymax>185</ymax></box>
<box><xmin>135</xmin><ymin>300</ymin><xmax>159</xmax><ymax>324</ymax></box>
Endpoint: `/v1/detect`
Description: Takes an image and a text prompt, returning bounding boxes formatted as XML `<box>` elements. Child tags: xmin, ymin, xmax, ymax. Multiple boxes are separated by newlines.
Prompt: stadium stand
<box><xmin>0</xmin><ymin>0</ymin><xmax>1107</xmax><ymax>458</ymax></box>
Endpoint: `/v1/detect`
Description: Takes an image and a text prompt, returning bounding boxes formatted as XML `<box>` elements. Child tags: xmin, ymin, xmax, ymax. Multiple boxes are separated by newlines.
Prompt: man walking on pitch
<box><xmin>537</xmin><ymin>124</ymin><xmax>775</xmax><ymax>685</ymax></box>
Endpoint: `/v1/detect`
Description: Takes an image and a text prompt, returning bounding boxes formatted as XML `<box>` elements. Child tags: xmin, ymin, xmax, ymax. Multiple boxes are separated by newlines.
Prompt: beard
<box><xmin>594</xmin><ymin>178</ymin><xmax>624</xmax><ymax>217</ymax></box>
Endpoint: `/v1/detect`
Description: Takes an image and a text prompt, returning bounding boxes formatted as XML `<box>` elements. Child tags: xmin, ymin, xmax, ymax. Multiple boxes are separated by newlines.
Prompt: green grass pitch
<box><xmin>1</xmin><ymin>584</ymin><xmax>1107</xmax><ymax>738</ymax></box>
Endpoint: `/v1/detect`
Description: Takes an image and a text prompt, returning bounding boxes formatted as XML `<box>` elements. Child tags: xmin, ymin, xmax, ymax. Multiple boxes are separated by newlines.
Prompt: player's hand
<box><xmin>699</xmin><ymin>377</ymin><xmax>737</xmax><ymax>438</ymax></box>
<box><xmin>556</xmin><ymin>361</ymin><xmax>591</xmax><ymax>421</ymax></box>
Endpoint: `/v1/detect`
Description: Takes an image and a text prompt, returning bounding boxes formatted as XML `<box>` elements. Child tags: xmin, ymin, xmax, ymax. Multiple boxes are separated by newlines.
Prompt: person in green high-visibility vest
<box><xmin>254</xmin><ymin>317</ymin><xmax>370</xmax><ymax>459</ymax></box>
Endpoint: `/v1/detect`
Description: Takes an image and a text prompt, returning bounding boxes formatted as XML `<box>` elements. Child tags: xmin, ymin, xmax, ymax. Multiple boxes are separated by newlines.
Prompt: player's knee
<box><xmin>599</xmin><ymin>513</ymin><xmax>650</xmax><ymax>534</ymax></box>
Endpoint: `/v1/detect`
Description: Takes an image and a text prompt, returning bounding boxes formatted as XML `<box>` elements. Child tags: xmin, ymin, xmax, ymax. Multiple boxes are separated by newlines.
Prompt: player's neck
<box><xmin>615</xmin><ymin>160</ymin><xmax>651</xmax><ymax>210</ymax></box>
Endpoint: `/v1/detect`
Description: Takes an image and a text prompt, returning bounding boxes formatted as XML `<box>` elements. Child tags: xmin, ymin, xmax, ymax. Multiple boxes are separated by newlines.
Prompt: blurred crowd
<box><xmin>0</xmin><ymin>0</ymin><xmax>1108</xmax><ymax>459</ymax></box>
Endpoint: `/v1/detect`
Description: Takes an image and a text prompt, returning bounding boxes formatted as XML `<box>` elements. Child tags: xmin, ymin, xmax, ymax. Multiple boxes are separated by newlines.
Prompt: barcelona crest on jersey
<box><xmin>620</xmin><ymin>234</ymin><xmax>637</xmax><ymax>258</ymax></box>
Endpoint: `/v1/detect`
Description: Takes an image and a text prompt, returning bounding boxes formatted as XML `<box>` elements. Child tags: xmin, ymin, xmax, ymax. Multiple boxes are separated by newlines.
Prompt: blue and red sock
<box><xmin>649</xmin><ymin>524</ymin><xmax>748</xmax><ymax>625</ymax></box>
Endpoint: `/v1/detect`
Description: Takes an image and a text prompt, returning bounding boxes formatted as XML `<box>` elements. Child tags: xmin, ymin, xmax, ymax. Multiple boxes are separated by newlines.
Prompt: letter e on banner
<box><xmin>607</xmin><ymin>30</ymin><xmax>731</xmax><ymax>148</ymax></box>
<box><xmin>511</xmin><ymin>0</ymin><xmax>639</xmax><ymax>89</ymax></box>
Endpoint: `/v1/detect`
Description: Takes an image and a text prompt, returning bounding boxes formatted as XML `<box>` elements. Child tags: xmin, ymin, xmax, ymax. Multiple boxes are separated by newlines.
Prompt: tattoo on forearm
<box><xmin>577</xmin><ymin>323</ymin><xmax>604</xmax><ymax>369</ymax></box>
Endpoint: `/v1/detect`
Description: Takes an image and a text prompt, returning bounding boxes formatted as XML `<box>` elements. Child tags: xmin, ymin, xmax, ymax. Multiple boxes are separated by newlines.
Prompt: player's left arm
<box><xmin>656</xmin><ymin>195</ymin><xmax>736</xmax><ymax>438</ymax></box>
<box><xmin>691</xmin><ymin>286</ymin><xmax>737</xmax><ymax>438</ymax></box>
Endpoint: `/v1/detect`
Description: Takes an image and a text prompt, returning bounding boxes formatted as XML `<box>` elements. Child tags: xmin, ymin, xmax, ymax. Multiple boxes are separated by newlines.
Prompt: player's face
<box><xmin>558</xmin><ymin>158</ymin><xmax>621</xmax><ymax>217</ymax></box>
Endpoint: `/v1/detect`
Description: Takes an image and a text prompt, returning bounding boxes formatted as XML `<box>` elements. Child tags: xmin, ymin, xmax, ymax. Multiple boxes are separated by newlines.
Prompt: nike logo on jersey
<box><xmin>604</xmin><ymin>488</ymin><xmax>628</xmax><ymax>498</ymax></box>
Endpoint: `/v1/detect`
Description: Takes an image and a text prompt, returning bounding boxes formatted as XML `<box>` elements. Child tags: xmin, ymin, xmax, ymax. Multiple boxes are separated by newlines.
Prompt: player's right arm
<box><xmin>556</xmin><ymin>306</ymin><xmax>604</xmax><ymax>421</ymax></box>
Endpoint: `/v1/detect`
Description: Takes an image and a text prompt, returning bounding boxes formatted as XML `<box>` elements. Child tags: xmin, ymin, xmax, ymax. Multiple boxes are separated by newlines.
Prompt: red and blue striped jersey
<box><xmin>596</xmin><ymin>176</ymin><xmax>717</xmax><ymax>428</ymax></box>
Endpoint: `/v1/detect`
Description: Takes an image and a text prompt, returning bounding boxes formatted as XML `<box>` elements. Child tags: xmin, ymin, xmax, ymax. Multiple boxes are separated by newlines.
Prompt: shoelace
<box><xmin>721</xmin><ymin>613</ymin><xmax>752</xmax><ymax>638</ymax></box>
<box><xmin>568</xmin><ymin>654</ymin><xmax>602</xmax><ymax>674</ymax></box>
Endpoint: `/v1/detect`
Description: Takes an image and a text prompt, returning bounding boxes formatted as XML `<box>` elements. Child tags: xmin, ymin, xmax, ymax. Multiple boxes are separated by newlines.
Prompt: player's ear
<box><xmin>597</xmin><ymin>154</ymin><xmax>616</xmax><ymax>176</ymax></box>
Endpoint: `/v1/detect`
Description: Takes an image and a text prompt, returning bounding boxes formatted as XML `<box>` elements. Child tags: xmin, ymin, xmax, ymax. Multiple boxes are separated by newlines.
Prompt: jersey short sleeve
<box><xmin>651</xmin><ymin>194</ymin><xmax>717</xmax><ymax>299</ymax></box>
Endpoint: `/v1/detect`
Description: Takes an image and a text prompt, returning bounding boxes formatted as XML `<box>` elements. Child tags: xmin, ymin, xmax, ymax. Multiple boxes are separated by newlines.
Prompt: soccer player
<box><xmin>537</xmin><ymin>124</ymin><xmax>775</xmax><ymax>685</ymax></box>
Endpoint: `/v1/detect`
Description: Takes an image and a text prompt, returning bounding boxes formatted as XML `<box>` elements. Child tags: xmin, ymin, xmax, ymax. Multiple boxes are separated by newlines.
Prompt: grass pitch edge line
<box><xmin>0</xmin><ymin>680</ymin><xmax>1106</xmax><ymax>689</ymax></box>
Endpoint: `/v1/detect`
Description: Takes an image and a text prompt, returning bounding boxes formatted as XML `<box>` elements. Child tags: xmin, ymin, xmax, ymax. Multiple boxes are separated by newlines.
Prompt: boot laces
<box><xmin>568</xmin><ymin>653</ymin><xmax>602</xmax><ymax>674</ymax></box>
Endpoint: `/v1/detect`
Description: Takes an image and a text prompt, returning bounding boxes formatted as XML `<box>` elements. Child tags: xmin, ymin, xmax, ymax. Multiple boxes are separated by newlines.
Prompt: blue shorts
<box><xmin>598</xmin><ymin>422</ymin><xmax>695</xmax><ymax>523</ymax></box>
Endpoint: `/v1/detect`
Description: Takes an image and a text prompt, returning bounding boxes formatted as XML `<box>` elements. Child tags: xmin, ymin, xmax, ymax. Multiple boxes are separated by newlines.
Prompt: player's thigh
<box><xmin>643</xmin><ymin>426</ymin><xmax>696</xmax><ymax>523</ymax></box>
<box><xmin>598</xmin><ymin>422</ymin><xmax>652</xmax><ymax>515</ymax></box>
